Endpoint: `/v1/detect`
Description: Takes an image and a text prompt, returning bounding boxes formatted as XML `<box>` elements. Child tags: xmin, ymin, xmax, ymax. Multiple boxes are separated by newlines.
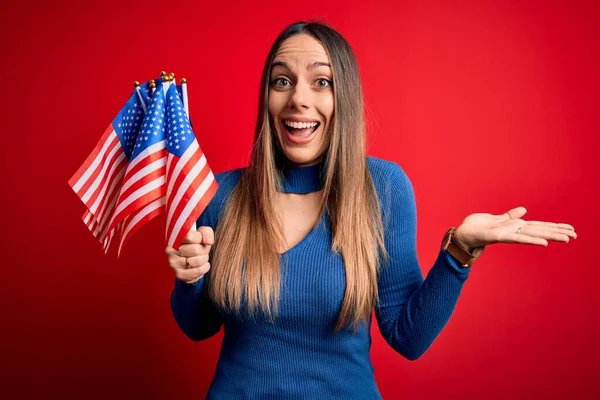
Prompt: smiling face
<box><xmin>268</xmin><ymin>34</ymin><xmax>335</xmax><ymax>167</ymax></box>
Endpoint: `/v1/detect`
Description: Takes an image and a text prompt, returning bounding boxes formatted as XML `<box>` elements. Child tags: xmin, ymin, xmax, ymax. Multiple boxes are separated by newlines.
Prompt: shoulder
<box><xmin>211</xmin><ymin>167</ymin><xmax>245</xmax><ymax>206</ymax></box>
<box><xmin>366</xmin><ymin>156</ymin><xmax>414</xmax><ymax>197</ymax></box>
<box><xmin>366</xmin><ymin>156</ymin><xmax>416</xmax><ymax>225</ymax></box>
<box><xmin>214</xmin><ymin>167</ymin><xmax>245</xmax><ymax>188</ymax></box>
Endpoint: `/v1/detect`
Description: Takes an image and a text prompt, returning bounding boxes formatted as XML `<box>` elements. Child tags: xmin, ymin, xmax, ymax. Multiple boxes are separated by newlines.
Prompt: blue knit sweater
<box><xmin>170</xmin><ymin>156</ymin><xmax>471</xmax><ymax>399</ymax></box>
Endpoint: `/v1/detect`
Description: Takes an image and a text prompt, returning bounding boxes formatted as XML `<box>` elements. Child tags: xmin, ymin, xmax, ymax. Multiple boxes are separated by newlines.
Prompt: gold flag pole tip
<box><xmin>149</xmin><ymin>80</ymin><xmax>156</xmax><ymax>88</ymax></box>
<box><xmin>133</xmin><ymin>81</ymin><xmax>140</xmax><ymax>87</ymax></box>
<box><xmin>180</xmin><ymin>78</ymin><xmax>187</xmax><ymax>84</ymax></box>
<box><xmin>160</xmin><ymin>71</ymin><xmax>167</xmax><ymax>77</ymax></box>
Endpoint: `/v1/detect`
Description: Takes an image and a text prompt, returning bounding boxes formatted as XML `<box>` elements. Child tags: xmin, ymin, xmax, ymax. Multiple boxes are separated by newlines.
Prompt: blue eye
<box><xmin>316</xmin><ymin>78</ymin><xmax>332</xmax><ymax>88</ymax></box>
<box><xmin>271</xmin><ymin>77</ymin><xmax>290</xmax><ymax>87</ymax></box>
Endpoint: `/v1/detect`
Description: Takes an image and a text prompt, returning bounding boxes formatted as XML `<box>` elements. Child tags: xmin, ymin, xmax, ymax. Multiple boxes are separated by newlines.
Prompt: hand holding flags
<box><xmin>69</xmin><ymin>73</ymin><xmax>217</xmax><ymax>256</ymax></box>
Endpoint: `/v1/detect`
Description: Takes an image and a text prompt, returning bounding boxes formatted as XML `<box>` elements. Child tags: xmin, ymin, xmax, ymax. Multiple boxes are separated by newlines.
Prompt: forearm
<box><xmin>170</xmin><ymin>277</ymin><xmax>223</xmax><ymax>341</ymax></box>
<box><xmin>379</xmin><ymin>249</ymin><xmax>470</xmax><ymax>360</ymax></box>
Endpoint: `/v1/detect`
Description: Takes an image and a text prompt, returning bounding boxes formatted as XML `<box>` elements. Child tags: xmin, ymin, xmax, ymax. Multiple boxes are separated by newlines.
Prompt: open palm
<box><xmin>453</xmin><ymin>206</ymin><xmax>577</xmax><ymax>250</ymax></box>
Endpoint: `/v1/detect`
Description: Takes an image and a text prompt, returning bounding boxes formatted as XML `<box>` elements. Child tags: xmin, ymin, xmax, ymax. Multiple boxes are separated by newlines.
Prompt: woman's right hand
<box><xmin>165</xmin><ymin>226</ymin><xmax>214</xmax><ymax>284</ymax></box>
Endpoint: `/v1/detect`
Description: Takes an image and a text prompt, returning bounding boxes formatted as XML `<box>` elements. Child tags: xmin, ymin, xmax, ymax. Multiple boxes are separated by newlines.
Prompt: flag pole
<box><xmin>176</xmin><ymin>75</ymin><xmax>197</xmax><ymax>233</ymax></box>
<box><xmin>133</xmin><ymin>81</ymin><xmax>147</xmax><ymax>113</ymax></box>
<box><xmin>181</xmin><ymin>78</ymin><xmax>189</xmax><ymax>118</ymax></box>
<box><xmin>162</xmin><ymin>72</ymin><xmax>171</xmax><ymax>94</ymax></box>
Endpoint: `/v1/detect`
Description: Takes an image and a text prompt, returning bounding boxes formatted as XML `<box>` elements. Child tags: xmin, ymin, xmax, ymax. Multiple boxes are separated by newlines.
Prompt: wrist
<box><xmin>441</xmin><ymin>227</ymin><xmax>486</xmax><ymax>268</ymax></box>
<box><xmin>453</xmin><ymin>226</ymin><xmax>474</xmax><ymax>253</ymax></box>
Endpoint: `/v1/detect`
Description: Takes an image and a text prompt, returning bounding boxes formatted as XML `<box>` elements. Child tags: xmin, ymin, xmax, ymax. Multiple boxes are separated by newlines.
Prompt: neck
<box><xmin>279</xmin><ymin>158</ymin><xmax>324</xmax><ymax>194</ymax></box>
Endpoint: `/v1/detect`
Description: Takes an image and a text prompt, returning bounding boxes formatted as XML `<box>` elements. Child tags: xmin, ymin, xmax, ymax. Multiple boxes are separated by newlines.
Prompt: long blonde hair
<box><xmin>208</xmin><ymin>21</ymin><xmax>388</xmax><ymax>333</ymax></box>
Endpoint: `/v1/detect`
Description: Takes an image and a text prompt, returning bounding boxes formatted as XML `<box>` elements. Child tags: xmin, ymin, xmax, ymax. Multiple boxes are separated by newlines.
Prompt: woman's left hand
<box><xmin>453</xmin><ymin>206</ymin><xmax>577</xmax><ymax>251</ymax></box>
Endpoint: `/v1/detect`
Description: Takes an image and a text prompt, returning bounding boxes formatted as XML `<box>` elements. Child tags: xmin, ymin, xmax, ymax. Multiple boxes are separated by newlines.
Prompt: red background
<box><xmin>2</xmin><ymin>0</ymin><xmax>598</xmax><ymax>398</ymax></box>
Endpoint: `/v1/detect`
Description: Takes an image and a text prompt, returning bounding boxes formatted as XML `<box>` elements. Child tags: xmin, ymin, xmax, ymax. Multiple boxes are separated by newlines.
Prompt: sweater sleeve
<box><xmin>170</xmin><ymin>172</ymin><xmax>232</xmax><ymax>341</ymax></box>
<box><xmin>374</xmin><ymin>162</ymin><xmax>471</xmax><ymax>360</ymax></box>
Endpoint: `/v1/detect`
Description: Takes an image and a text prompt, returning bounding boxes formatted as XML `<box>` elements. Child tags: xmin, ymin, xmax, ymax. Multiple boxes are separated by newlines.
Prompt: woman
<box><xmin>166</xmin><ymin>21</ymin><xmax>577</xmax><ymax>399</ymax></box>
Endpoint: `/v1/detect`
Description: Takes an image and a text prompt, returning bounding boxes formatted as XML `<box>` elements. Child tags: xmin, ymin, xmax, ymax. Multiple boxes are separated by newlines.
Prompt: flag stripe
<box><xmin>69</xmin><ymin>124</ymin><xmax>116</xmax><ymax>192</ymax></box>
<box><xmin>96</xmin><ymin>187</ymin><xmax>122</xmax><ymax>241</ymax></box>
<box><xmin>83</xmin><ymin>150</ymin><xmax>127</xmax><ymax>220</ymax></box>
<box><xmin>165</xmin><ymin>149</ymin><xmax>204</xmax><ymax>219</ymax></box>
<box><xmin>86</xmin><ymin>160</ymin><xmax>127</xmax><ymax>224</ymax></box>
<box><xmin>165</xmin><ymin>151</ymin><xmax>206</xmax><ymax>230</ymax></box>
<box><xmin>118</xmin><ymin>196</ymin><xmax>166</xmax><ymax>256</ymax></box>
<box><xmin>119</xmin><ymin>153</ymin><xmax>166</xmax><ymax>199</ymax></box>
<box><xmin>123</xmin><ymin>141</ymin><xmax>166</xmax><ymax>186</ymax></box>
<box><xmin>106</xmin><ymin>172</ymin><xmax>166</xmax><ymax>236</ymax></box>
<box><xmin>168</xmin><ymin>171</ymin><xmax>217</xmax><ymax>247</ymax></box>
<box><xmin>79</xmin><ymin>135</ymin><xmax>123</xmax><ymax>204</ymax></box>
<box><xmin>166</xmin><ymin>140</ymin><xmax>200</xmax><ymax>202</ymax></box>
<box><xmin>166</xmin><ymin>159</ymin><xmax>211</xmax><ymax>235</ymax></box>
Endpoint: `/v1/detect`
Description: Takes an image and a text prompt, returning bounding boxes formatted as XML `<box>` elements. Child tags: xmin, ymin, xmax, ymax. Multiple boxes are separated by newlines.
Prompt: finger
<box><xmin>503</xmin><ymin>232</ymin><xmax>549</xmax><ymax>246</ymax></box>
<box><xmin>503</xmin><ymin>206</ymin><xmax>527</xmax><ymax>220</ymax></box>
<box><xmin>166</xmin><ymin>252</ymin><xmax>188</xmax><ymax>271</ymax></box>
<box><xmin>179</xmin><ymin>243</ymin><xmax>212</xmax><ymax>258</ymax></box>
<box><xmin>521</xmin><ymin>221</ymin><xmax>576</xmax><ymax>235</ymax></box>
<box><xmin>198</xmin><ymin>226</ymin><xmax>214</xmax><ymax>245</ymax></box>
<box><xmin>182</xmin><ymin>229</ymin><xmax>203</xmax><ymax>244</ymax></box>
<box><xmin>523</xmin><ymin>225</ymin><xmax>571</xmax><ymax>243</ymax></box>
<box><xmin>527</xmin><ymin>221</ymin><xmax>577</xmax><ymax>239</ymax></box>
<box><xmin>165</xmin><ymin>246</ymin><xmax>179</xmax><ymax>256</ymax></box>
<box><xmin>176</xmin><ymin>263</ymin><xmax>211</xmax><ymax>282</ymax></box>
<box><xmin>186</xmin><ymin>253</ymin><xmax>210</xmax><ymax>269</ymax></box>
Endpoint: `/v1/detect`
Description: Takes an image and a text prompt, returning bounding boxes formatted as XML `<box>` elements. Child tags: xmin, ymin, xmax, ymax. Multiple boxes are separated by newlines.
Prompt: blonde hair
<box><xmin>207</xmin><ymin>21</ymin><xmax>388</xmax><ymax>333</ymax></box>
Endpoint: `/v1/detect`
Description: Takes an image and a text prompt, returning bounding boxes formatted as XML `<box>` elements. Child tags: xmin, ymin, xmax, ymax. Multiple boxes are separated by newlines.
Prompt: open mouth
<box><xmin>282</xmin><ymin>120</ymin><xmax>321</xmax><ymax>140</ymax></box>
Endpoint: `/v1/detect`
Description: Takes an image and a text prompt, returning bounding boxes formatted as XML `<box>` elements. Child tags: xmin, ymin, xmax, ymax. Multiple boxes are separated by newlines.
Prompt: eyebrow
<box><xmin>271</xmin><ymin>61</ymin><xmax>331</xmax><ymax>71</ymax></box>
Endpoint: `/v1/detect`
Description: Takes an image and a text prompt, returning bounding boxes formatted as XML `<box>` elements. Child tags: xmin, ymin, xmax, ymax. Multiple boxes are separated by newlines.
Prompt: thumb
<box><xmin>504</xmin><ymin>206</ymin><xmax>527</xmax><ymax>220</ymax></box>
<box><xmin>197</xmin><ymin>226</ymin><xmax>215</xmax><ymax>246</ymax></box>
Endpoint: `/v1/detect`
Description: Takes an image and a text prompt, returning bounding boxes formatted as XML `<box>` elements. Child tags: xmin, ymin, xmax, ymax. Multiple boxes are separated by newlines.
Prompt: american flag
<box><xmin>164</xmin><ymin>82</ymin><xmax>218</xmax><ymax>248</ymax></box>
<box><xmin>104</xmin><ymin>83</ymin><xmax>168</xmax><ymax>253</ymax></box>
<box><xmin>70</xmin><ymin>77</ymin><xmax>215</xmax><ymax>254</ymax></box>
<box><xmin>69</xmin><ymin>83</ymin><xmax>149</xmax><ymax>250</ymax></box>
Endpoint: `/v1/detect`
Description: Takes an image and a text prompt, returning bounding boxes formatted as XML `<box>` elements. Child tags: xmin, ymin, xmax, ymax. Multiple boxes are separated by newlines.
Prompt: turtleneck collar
<box><xmin>279</xmin><ymin>159</ymin><xmax>325</xmax><ymax>194</ymax></box>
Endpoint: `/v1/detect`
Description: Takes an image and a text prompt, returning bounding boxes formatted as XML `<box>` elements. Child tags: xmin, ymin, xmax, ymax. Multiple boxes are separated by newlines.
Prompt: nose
<box><xmin>287</xmin><ymin>81</ymin><xmax>311</xmax><ymax>110</ymax></box>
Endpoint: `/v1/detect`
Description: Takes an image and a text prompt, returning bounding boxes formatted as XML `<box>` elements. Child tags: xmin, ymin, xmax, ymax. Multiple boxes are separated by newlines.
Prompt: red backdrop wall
<box><xmin>2</xmin><ymin>0</ymin><xmax>598</xmax><ymax>398</ymax></box>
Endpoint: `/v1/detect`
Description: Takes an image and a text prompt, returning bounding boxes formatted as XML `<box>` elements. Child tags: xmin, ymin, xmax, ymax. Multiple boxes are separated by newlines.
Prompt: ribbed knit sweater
<box><xmin>170</xmin><ymin>156</ymin><xmax>471</xmax><ymax>399</ymax></box>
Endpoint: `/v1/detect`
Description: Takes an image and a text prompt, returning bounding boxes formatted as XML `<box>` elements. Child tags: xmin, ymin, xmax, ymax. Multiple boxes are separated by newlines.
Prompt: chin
<box><xmin>281</xmin><ymin>148</ymin><xmax>322</xmax><ymax>167</ymax></box>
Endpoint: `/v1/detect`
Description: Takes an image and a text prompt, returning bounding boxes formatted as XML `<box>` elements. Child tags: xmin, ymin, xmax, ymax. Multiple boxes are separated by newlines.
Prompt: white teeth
<box><xmin>283</xmin><ymin>120</ymin><xmax>319</xmax><ymax>129</ymax></box>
